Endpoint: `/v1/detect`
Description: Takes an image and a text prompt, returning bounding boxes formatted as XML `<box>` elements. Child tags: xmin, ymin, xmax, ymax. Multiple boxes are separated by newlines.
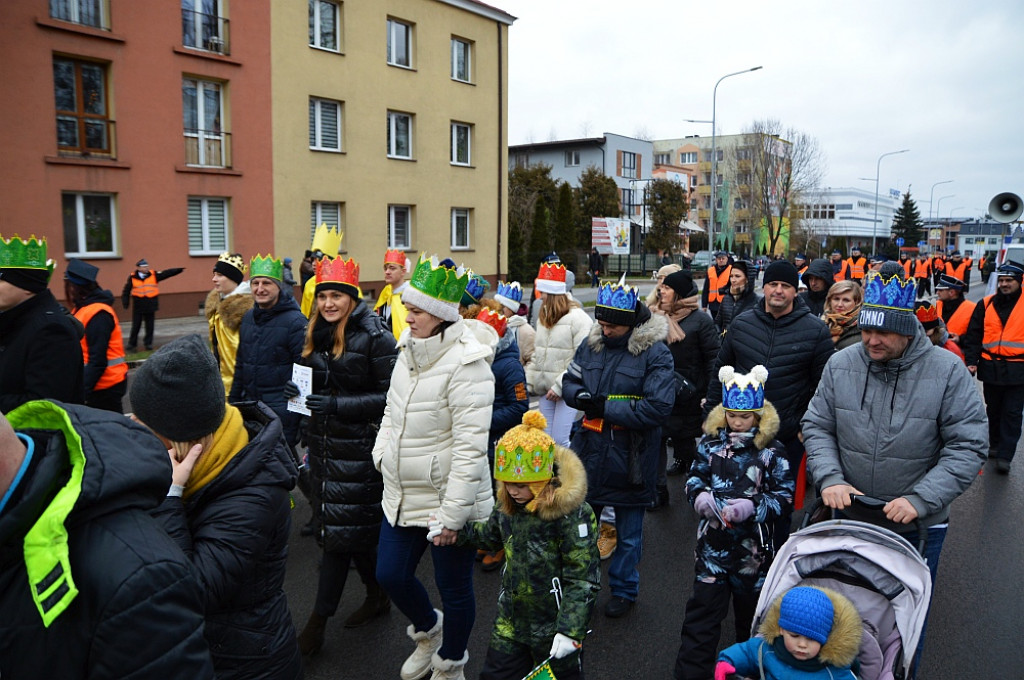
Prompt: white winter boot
<box><xmin>400</xmin><ymin>609</ymin><xmax>443</xmax><ymax>680</ymax></box>
<box><xmin>429</xmin><ymin>650</ymin><xmax>469</xmax><ymax>680</ymax></box>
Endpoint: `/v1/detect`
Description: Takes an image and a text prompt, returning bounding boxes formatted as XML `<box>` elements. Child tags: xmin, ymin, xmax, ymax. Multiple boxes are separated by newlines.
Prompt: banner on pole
<box><xmin>592</xmin><ymin>217</ymin><xmax>631</xmax><ymax>255</ymax></box>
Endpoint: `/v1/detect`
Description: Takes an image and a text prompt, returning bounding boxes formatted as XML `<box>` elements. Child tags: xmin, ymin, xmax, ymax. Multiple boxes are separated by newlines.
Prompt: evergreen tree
<box><xmin>529</xmin><ymin>201</ymin><xmax>551</xmax><ymax>265</ymax></box>
<box><xmin>891</xmin><ymin>189</ymin><xmax>924</xmax><ymax>249</ymax></box>
<box><xmin>645</xmin><ymin>179</ymin><xmax>688</xmax><ymax>254</ymax></box>
<box><xmin>507</xmin><ymin>212</ymin><xmax>528</xmax><ymax>283</ymax></box>
<box><xmin>508</xmin><ymin>164</ymin><xmax>558</xmax><ymax>282</ymax></box>
<box><xmin>552</xmin><ymin>181</ymin><xmax>577</xmax><ymax>265</ymax></box>
<box><xmin>575</xmin><ymin>166</ymin><xmax>621</xmax><ymax>250</ymax></box>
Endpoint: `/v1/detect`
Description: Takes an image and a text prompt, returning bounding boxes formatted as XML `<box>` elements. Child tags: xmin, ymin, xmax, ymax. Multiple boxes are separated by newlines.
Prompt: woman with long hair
<box><xmin>525</xmin><ymin>263</ymin><xmax>593</xmax><ymax>447</ymax></box>
<box><xmin>289</xmin><ymin>256</ymin><xmax>399</xmax><ymax>656</ymax></box>
<box><xmin>823</xmin><ymin>279</ymin><xmax>863</xmax><ymax>350</ymax></box>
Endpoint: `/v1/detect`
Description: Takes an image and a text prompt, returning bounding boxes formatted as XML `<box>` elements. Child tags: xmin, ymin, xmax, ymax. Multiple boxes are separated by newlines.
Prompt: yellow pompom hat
<box><xmin>494</xmin><ymin>411</ymin><xmax>555</xmax><ymax>483</ymax></box>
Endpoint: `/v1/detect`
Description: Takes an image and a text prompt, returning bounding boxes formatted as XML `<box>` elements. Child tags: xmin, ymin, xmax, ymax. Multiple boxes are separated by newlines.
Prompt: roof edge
<box><xmin>436</xmin><ymin>0</ymin><xmax>516</xmax><ymax>24</ymax></box>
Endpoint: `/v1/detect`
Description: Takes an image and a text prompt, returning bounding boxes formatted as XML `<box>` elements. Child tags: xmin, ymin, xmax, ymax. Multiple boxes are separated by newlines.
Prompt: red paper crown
<box><xmin>384</xmin><ymin>249</ymin><xmax>406</xmax><ymax>267</ymax></box>
<box><xmin>476</xmin><ymin>308</ymin><xmax>508</xmax><ymax>337</ymax></box>
<box><xmin>316</xmin><ymin>256</ymin><xmax>360</xmax><ymax>289</ymax></box>
<box><xmin>537</xmin><ymin>262</ymin><xmax>567</xmax><ymax>283</ymax></box>
<box><xmin>914</xmin><ymin>301</ymin><xmax>939</xmax><ymax>325</ymax></box>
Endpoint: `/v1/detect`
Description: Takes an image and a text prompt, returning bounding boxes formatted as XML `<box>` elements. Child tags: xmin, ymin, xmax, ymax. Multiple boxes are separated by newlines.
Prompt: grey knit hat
<box><xmin>129</xmin><ymin>334</ymin><xmax>226</xmax><ymax>441</ymax></box>
<box><xmin>859</xmin><ymin>261</ymin><xmax>918</xmax><ymax>336</ymax></box>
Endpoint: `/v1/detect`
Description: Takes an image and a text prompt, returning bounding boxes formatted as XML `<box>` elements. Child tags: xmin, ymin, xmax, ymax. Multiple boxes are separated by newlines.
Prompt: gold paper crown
<box><xmin>217</xmin><ymin>252</ymin><xmax>246</xmax><ymax>274</ymax></box>
<box><xmin>0</xmin><ymin>234</ymin><xmax>54</xmax><ymax>272</ymax></box>
<box><xmin>494</xmin><ymin>411</ymin><xmax>556</xmax><ymax>483</ymax></box>
<box><xmin>249</xmin><ymin>254</ymin><xmax>283</xmax><ymax>281</ymax></box>
<box><xmin>316</xmin><ymin>255</ymin><xmax>360</xmax><ymax>291</ymax></box>
<box><xmin>311</xmin><ymin>224</ymin><xmax>343</xmax><ymax>255</ymax></box>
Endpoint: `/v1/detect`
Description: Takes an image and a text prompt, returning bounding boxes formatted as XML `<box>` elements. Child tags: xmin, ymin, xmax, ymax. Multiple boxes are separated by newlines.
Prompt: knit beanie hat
<box><xmin>778</xmin><ymin>587</ymin><xmax>835</xmax><ymax>645</ymax></box>
<box><xmin>494</xmin><ymin>411</ymin><xmax>555</xmax><ymax>483</ymax></box>
<box><xmin>129</xmin><ymin>334</ymin><xmax>226</xmax><ymax>442</ymax></box>
<box><xmin>663</xmin><ymin>270</ymin><xmax>698</xmax><ymax>298</ymax></box>
<box><xmin>763</xmin><ymin>261</ymin><xmax>800</xmax><ymax>289</ymax></box>
<box><xmin>656</xmin><ymin>263</ymin><xmax>682</xmax><ymax>279</ymax></box>
<box><xmin>859</xmin><ymin>261</ymin><xmax>918</xmax><ymax>336</ymax></box>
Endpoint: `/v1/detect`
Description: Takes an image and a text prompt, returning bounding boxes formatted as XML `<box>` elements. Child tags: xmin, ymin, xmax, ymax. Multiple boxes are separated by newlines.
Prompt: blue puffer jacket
<box><xmin>489</xmin><ymin>333</ymin><xmax>530</xmax><ymax>454</ymax></box>
<box><xmin>562</xmin><ymin>306</ymin><xmax>676</xmax><ymax>506</ymax></box>
<box><xmin>230</xmin><ymin>292</ymin><xmax>307</xmax><ymax>445</ymax></box>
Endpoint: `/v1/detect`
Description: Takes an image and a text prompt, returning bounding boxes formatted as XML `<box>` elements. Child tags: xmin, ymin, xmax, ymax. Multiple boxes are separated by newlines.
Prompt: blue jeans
<box><xmin>590</xmin><ymin>504</ymin><xmax>645</xmax><ymax>600</ymax></box>
<box><xmin>376</xmin><ymin>519</ymin><xmax>477</xmax><ymax>661</ymax></box>
<box><xmin>900</xmin><ymin>524</ymin><xmax>947</xmax><ymax>680</ymax></box>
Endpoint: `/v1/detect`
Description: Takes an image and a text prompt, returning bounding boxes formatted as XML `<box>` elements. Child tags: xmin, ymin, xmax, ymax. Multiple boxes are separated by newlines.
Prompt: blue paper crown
<box><xmin>495</xmin><ymin>280</ymin><xmax>522</xmax><ymax>304</ymax></box>
<box><xmin>596</xmin><ymin>281</ymin><xmax>639</xmax><ymax>312</ymax></box>
<box><xmin>461</xmin><ymin>272</ymin><xmax>489</xmax><ymax>306</ymax></box>
<box><xmin>863</xmin><ymin>271</ymin><xmax>916</xmax><ymax>312</ymax></box>
<box><xmin>723</xmin><ymin>381</ymin><xmax>764</xmax><ymax>411</ymax></box>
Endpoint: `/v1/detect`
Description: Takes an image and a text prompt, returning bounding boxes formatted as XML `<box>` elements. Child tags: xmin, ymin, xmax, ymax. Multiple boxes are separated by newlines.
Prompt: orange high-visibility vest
<box><xmin>947</xmin><ymin>260</ymin><xmax>970</xmax><ymax>282</ymax></box>
<box><xmin>937</xmin><ymin>299</ymin><xmax>976</xmax><ymax>338</ymax></box>
<box><xmin>706</xmin><ymin>264</ymin><xmax>732</xmax><ymax>305</ymax></box>
<box><xmin>131</xmin><ymin>273</ymin><xmax>159</xmax><ymax>298</ymax></box>
<box><xmin>73</xmin><ymin>302</ymin><xmax>128</xmax><ymax>390</ymax></box>
<box><xmin>932</xmin><ymin>257</ymin><xmax>946</xmax><ymax>275</ymax></box>
<box><xmin>846</xmin><ymin>256</ymin><xmax>867</xmax><ymax>280</ymax></box>
<box><xmin>832</xmin><ymin>259</ymin><xmax>850</xmax><ymax>281</ymax></box>
<box><xmin>914</xmin><ymin>260</ymin><xmax>931</xmax><ymax>279</ymax></box>
<box><xmin>981</xmin><ymin>294</ymin><xmax>1024</xmax><ymax>362</ymax></box>
<box><xmin>797</xmin><ymin>265</ymin><xmax>809</xmax><ymax>277</ymax></box>
<box><xmin>900</xmin><ymin>259</ymin><xmax>913</xmax><ymax>277</ymax></box>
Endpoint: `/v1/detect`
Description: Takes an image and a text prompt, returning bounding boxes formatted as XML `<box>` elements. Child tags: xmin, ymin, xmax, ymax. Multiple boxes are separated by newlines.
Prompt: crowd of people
<box><xmin>0</xmin><ymin>230</ymin><xmax>1015</xmax><ymax>680</ymax></box>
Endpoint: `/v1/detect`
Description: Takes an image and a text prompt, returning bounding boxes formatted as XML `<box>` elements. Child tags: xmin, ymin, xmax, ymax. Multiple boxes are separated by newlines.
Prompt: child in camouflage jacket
<box><xmin>432</xmin><ymin>411</ymin><xmax>600</xmax><ymax>680</ymax></box>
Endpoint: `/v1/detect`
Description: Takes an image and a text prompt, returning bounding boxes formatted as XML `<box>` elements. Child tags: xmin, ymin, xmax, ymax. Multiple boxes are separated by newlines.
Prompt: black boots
<box><xmin>344</xmin><ymin>584</ymin><xmax>391</xmax><ymax>628</ymax></box>
<box><xmin>297</xmin><ymin>612</ymin><xmax>328</xmax><ymax>656</ymax></box>
<box><xmin>648</xmin><ymin>485</ymin><xmax>670</xmax><ymax>512</ymax></box>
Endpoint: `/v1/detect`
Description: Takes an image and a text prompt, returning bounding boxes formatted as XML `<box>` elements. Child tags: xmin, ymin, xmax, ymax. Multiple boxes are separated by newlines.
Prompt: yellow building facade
<box><xmin>271</xmin><ymin>0</ymin><xmax>514</xmax><ymax>296</ymax></box>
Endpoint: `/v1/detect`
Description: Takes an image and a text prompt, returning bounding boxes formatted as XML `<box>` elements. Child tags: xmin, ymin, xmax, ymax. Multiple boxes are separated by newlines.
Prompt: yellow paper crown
<box><xmin>311</xmin><ymin>224</ymin><xmax>343</xmax><ymax>255</ymax></box>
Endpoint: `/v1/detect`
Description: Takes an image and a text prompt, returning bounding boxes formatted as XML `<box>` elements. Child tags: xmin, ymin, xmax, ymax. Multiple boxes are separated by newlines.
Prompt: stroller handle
<box><xmin>802</xmin><ymin>495</ymin><xmax>928</xmax><ymax>556</ymax></box>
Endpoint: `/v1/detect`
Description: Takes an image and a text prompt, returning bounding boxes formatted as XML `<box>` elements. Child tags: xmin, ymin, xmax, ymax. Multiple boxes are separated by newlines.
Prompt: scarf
<box><xmin>824</xmin><ymin>307</ymin><xmax>860</xmax><ymax>342</ymax></box>
<box><xmin>184</xmin><ymin>405</ymin><xmax>249</xmax><ymax>499</ymax></box>
<box><xmin>651</xmin><ymin>294</ymin><xmax>699</xmax><ymax>344</ymax></box>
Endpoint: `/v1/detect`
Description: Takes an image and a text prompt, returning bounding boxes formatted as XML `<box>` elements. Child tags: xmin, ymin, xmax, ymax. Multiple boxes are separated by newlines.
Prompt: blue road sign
<box><xmin>895</xmin><ymin>237</ymin><xmax>905</xmax><ymax>247</ymax></box>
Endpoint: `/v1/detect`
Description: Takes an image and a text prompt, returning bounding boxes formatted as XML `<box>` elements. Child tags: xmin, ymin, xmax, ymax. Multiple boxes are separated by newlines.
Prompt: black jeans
<box><xmin>85</xmin><ymin>380</ymin><xmax>127</xmax><ymax>414</ymax></box>
<box><xmin>129</xmin><ymin>306</ymin><xmax>155</xmax><ymax>348</ymax></box>
<box><xmin>674</xmin><ymin>580</ymin><xmax>758</xmax><ymax>680</ymax></box>
<box><xmin>314</xmin><ymin>550</ymin><xmax>378</xmax><ymax>618</ymax></box>
<box><xmin>983</xmin><ymin>381</ymin><xmax>1024</xmax><ymax>461</ymax></box>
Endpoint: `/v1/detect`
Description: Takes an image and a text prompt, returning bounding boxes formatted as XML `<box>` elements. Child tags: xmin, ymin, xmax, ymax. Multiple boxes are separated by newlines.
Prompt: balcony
<box><xmin>182</xmin><ymin>9</ymin><xmax>230</xmax><ymax>55</ymax></box>
<box><xmin>737</xmin><ymin>159</ymin><xmax>752</xmax><ymax>172</ymax></box>
<box><xmin>184</xmin><ymin>129</ymin><xmax>232</xmax><ymax>168</ymax></box>
<box><xmin>696</xmin><ymin>185</ymin><xmax>711</xmax><ymax>196</ymax></box>
<box><xmin>698</xmin><ymin>161</ymin><xmax>712</xmax><ymax>172</ymax></box>
<box><xmin>57</xmin><ymin>116</ymin><xmax>117</xmax><ymax>160</ymax></box>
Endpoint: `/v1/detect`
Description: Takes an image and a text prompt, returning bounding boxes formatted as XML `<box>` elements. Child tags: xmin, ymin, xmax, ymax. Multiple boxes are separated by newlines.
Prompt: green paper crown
<box><xmin>409</xmin><ymin>254</ymin><xmax>470</xmax><ymax>304</ymax></box>
<box><xmin>0</xmin><ymin>234</ymin><xmax>54</xmax><ymax>273</ymax></box>
<box><xmin>250</xmin><ymin>254</ymin><xmax>284</xmax><ymax>281</ymax></box>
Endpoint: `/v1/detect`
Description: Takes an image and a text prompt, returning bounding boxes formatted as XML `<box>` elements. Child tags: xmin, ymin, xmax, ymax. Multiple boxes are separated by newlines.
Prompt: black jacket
<box><xmin>490</xmin><ymin>333</ymin><xmax>529</xmax><ymax>452</ymax></box>
<box><xmin>665</xmin><ymin>311</ymin><xmax>721</xmax><ymax>440</ymax></box>
<box><xmin>0</xmin><ymin>289</ymin><xmax>84</xmax><ymax>412</ymax></box>
<box><xmin>121</xmin><ymin>267</ymin><xmax>185</xmax><ymax>312</ymax></box>
<box><xmin>963</xmin><ymin>288</ymin><xmax>1024</xmax><ymax>385</ymax></box>
<box><xmin>705</xmin><ymin>297</ymin><xmax>834</xmax><ymax>442</ymax></box>
<box><xmin>798</xmin><ymin>258</ymin><xmax>835</xmax><ymax>318</ymax></box>
<box><xmin>0</xmin><ymin>401</ymin><xmax>213</xmax><ymax>679</ymax></box>
<box><xmin>715</xmin><ymin>261</ymin><xmax>758</xmax><ymax>334</ymax></box>
<box><xmin>301</xmin><ymin>302</ymin><xmax>398</xmax><ymax>553</ymax></box>
<box><xmin>230</xmin><ymin>293</ymin><xmax>307</xmax><ymax>445</ymax></box>
<box><xmin>153</xmin><ymin>402</ymin><xmax>301</xmax><ymax>680</ymax></box>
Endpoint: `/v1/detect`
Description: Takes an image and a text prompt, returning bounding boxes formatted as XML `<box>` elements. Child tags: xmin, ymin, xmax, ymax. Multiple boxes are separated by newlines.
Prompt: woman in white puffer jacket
<box><xmin>372</xmin><ymin>256</ymin><xmax>495</xmax><ymax>680</ymax></box>
<box><xmin>525</xmin><ymin>263</ymin><xmax>593</xmax><ymax>447</ymax></box>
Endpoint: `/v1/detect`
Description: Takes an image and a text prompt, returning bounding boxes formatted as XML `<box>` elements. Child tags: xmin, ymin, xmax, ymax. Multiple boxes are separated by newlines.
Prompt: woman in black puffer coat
<box><xmin>714</xmin><ymin>260</ymin><xmax>758</xmax><ymax>335</ymax></box>
<box><xmin>288</xmin><ymin>256</ymin><xmax>399</xmax><ymax>656</ymax></box>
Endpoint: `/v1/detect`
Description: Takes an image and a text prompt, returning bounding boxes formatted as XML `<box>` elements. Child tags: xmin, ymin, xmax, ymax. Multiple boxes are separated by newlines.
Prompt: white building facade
<box><xmin>793</xmin><ymin>186</ymin><xmax>900</xmax><ymax>251</ymax></box>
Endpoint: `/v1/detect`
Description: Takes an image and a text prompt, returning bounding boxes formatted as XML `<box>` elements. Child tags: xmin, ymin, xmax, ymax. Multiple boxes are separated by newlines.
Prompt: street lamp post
<box><xmin>871</xmin><ymin>149</ymin><xmax>910</xmax><ymax>255</ymax></box>
<box><xmin>709</xmin><ymin>66</ymin><xmax>762</xmax><ymax>252</ymax></box>
<box><xmin>936</xmin><ymin>194</ymin><xmax>955</xmax><ymax>251</ymax></box>
<box><xmin>928</xmin><ymin>179</ymin><xmax>954</xmax><ymax>229</ymax></box>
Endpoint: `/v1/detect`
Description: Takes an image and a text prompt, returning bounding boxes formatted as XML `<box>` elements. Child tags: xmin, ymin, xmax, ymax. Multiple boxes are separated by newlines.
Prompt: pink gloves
<box><xmin>693</xmin><ymin>491</ymin><xmax>718</xmax><ymax>519</ymax></box>
<box><xmin>721</xmin><ymin>498</ymin><xmax>755</xmax><ymax>523</ymax></box>
<box><xmin>714</xmin><ymin>660</ymin><xmax>736</xmax><ymax>680</ymax></box>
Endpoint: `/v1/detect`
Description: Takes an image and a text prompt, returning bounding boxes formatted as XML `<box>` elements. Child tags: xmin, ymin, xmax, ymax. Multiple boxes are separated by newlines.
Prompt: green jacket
<box><xmin>460</xmin><ymin>445</ymin><xmax>600</xmax><ymax>651</ymax></box>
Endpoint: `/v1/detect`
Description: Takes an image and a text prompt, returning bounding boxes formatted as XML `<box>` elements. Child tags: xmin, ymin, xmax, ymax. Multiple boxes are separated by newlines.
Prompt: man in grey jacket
<box><xmin>803</xmin><ymin>262</ymin><xmax>987</xmax><ymax>675</ymax></box>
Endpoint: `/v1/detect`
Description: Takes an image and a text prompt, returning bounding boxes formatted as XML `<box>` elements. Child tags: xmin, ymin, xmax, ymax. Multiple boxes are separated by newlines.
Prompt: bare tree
<box><xmin>633</xmin><ymin>124</ymin><xmax>653</xmax><ymax>142</ymax></box>
<box><xmin>579</xmin><ymin>120</ymin><xmax>593</xmax><ymax>137</ymax></box>
<box><xmin>744</xmin><ymin>119</ymin><xmax>826</xmax><ymax>255</ymax></box>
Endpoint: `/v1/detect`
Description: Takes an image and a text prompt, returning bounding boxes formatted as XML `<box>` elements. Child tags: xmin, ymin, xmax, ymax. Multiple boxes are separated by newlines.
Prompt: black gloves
<box><xmin>575</xmin><ymin>391</ymin><xmax>606</xmax><ymax>419</ymax></box>
<box><xmin>283</xmin><ymin>381</ymin><xmax>300</xmax><ymax>399</ymax></box>
<box><xmin>305</xmin><ymin>394</ymin><xmax>337</xmax><ymax>415</ymax></box>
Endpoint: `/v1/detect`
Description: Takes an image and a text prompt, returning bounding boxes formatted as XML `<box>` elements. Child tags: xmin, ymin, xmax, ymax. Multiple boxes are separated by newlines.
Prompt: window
<box><xmin>621</xmin><ymin>188</ymin><xmax>636</xmax><ymax>216</ymax></box>
<box><xmin>182</xmin><ymin>0</ymin><xmax>228</xmax><ymax>54</ymax></box>
<box><xmin>309</xmin><ymin>0</ymin><xmax>340</xmax><ymax>51</ymax></box>
<box><xmin>621</xmin><ymin>151</ymin><xmax>637</xmax><ymax>179</ymax></box>
<box><xmin>309</xmin><ymin>97</ymin><xmax>342</xmax><ymax>151</ymax></box>
<box><xmin>690</xmin><ymin>175</ymin><xmax>698</xmax><ymax>187</ymax></box>
<box><xmin>310</xmin><ymin>202</ymin><xmax>343</xmax><ymax>244</ymax></box>
<box><xmin>387</xmin><ymin>18</ymin><xmax>412</xmax><ymax>67</ymax></box>
<box><xmin>654</xmin><ymin>153</ymin><xmax>670</xmax><ymax>165</ymax></box>
<box><xmin>188</xmin><ymin>197</ymin><xmax>228</xmax><ymax>255</ymax></box>
<box><xmin>183</xmin><ymin>78</ymin><xmax>226</xmax><ymax>167</ymax></box>
<box><xmin>451</xmin><ymin>208</ymin><xmax>470</xmax><ymax>249</ymax></box>
<box><xmin>690</xmin><ymin>199</ymin><xmax>697</xmax><ymax>210</ymax></box>
<box><xmin>62</xmin><ymin>192</ymin><xmax>116</xmax><ymax>256</ymax></box>
<box><xmin>679</xmin><ymin>151</ymin><xmax>697</xmax><ymax>164</ymax></box>
<box><xmin>451</xmin><ymin>38</ymin><xmax>471</xmax><ymax>82</ymax></box>
<box><xmin>565</xmin><ymin>150</ymin><xmax>581</xmax><ymax>167</ymax></box>
<box><xmin>736</xmin><ymin>148</ymin><xmax>752</xmax><ymax>160</ymax></box>
<box><xmin>388</xmin><ymin>205</ymin><xmax>411</xmax><ymax>249</ymax></box>
<box><xmin>387</xmin><ymin>111</ymin><xmax>412</xmax><ymax>159</ymax></box>
<box><xmin>54</xmin><ymin>57</ymin><xmax>112</xmax><ymax>156</ymax></box>
<box><xmin>513</xmin><ymin>153</ymin><xmax>529</xmax><ymax>168</ymax></box>
<box><xmin>51</xmin><ymin>0</ymin><xmax>107</xmax><ymax>29</ymax></box>
<box><xmin>451</xmin><ymin>122</ymin><xmax>471</xmax><ymax>165</ymax></box>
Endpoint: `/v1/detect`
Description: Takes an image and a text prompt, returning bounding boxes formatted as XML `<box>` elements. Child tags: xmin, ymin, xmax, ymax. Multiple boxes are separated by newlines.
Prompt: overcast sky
<box><xmin>501</xmin><ymin>0</ymin><xmax>1024</xmax><ymax>222</ymax></box>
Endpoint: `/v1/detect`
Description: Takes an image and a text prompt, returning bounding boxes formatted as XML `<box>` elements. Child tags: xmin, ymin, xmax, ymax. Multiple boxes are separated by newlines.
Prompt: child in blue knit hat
<box><xmin>714</xmin><ymin>585</ymin><xmax>863</xmax><ymax>680</ymax></box>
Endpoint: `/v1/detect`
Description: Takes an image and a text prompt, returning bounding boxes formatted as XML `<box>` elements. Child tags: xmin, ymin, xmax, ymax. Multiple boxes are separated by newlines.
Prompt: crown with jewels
<box><xmin>408</xmin><ymin>254</ymin><xmax>469</xmax><ymax>304</ymax></box>
<box><xmin>596</xmin><ymin>275</ymin><xmax>640</xmax><ymax>313</ymax></box>
<box><xmin>316</xmin><ymin>255</ymin><xmax>360</xmax><ymax>293</ymax></box>
<box><xmin>217</xmin><ymin>252</ymin><xmax>246</xmax><ymax>275</ymax></box>
<box><xmin>249</xmin><ymin>254</ymin><xmax>283</xmax><ymax>281</ymax></box>
<box><xmin>0</xmin><ymin>234</ymin><xmax>54</xmax><ymax>272</ymax></box>
<box><xmin>461</xmin><ymin>273</ymin><xmax>490</xmax><ymax>307</ymax></box>
<box><xmin>721</xmin><ymin>364</ymin><xmax>767</xmax><ymax>413</ymax></box>
<box><xmin>384</xmin><ymin>249</ymin><xmax>407</xmax><ymax>267</ymax></box>
<box><xmin>476</xmin><ymin>307</ymin><xmax>507</xmax><ymax>338</ymax></box>
<box><xmin>494</xmin><ymin>281</ymin><xmax>523</xmax><ymax>310</ymax></box>
<box><xmin>310</xmin><ymin>223</ymin><xmax>343</xmax><ymax>255</ymax></box>
<box><xmin>494</xmin><ymin>411</ymin><xmax>555</xmax><ymax>483</ymax></box>
<box><xmin>862</xmin><ymin>270</ymin><xmax>916</xmax><ymax>312</ymax></box>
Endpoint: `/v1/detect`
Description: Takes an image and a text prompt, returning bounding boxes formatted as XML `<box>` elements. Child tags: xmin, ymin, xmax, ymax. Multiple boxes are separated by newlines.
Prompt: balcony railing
<box><xmin>696</xmin><ymin>185</ymin><xmax>711</xmax><ymax>196</ymax></box>
<box><xmin>57</xmin><ymin>117</ymin><xmax>117</xmax><ymax>159</ymax></box>
<box><xmin>181</xmin><ymin>9</ymin><xmax>230</xmax><ymax>55</ymax></box>
<box><xmin>184</xmin><ymin>129</ymin><xmax>232</xmax><ymax>168</ymax></box>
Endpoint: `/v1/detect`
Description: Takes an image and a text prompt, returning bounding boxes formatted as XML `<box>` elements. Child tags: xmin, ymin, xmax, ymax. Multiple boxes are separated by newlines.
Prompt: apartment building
<box><xmin>792</xmin><ymin>187</ymin><xmax>900</xmax><ymax>252</ymax></box>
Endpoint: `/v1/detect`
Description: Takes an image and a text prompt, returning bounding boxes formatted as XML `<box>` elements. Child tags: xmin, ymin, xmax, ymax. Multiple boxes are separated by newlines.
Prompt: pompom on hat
<box><xmin>720</xmin><ymin>364</ymin><xmax>768</xmax><ymax>413</ymax></box>
<box><xmin>778</xmin><ymin>586</ymin><xmax>835</xmax><ymax>646</ymax></box>
<box><xmin>494</xmin><ymin>411</ymin><xmax>555</xmax><ymax>484</ymax></box>
<box><xmin>859</xmin><ymin>262</ymin><xmax>918</xmax><ymax>336</ymax></box>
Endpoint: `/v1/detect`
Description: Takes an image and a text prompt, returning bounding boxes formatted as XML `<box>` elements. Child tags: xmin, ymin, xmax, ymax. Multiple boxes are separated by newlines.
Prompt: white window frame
<box><xmin>187</xmin><ymin>196</ymin><xmax>228</xmax><ymax>256</ymax></box>
<box><xmin>183</xmin><ymin>77</ymin><xmax>225</xmax><ymax>168</ymax></box>
<box><xmin>451</xmin><ymin>37</ymin><xmax>471</xmax><ymax>82</ymax></box>
<box><xmin>182</xmin><ymin>0</ymin><xmax>225</xmax><ymax>53</ymax></box>
<box><xmin>310</xmin><ymin>201</ymin><xmax>343</xmax><ymax>244</ymax></box>
<box><xmin>451</xmin><ymin>122</ymin><xmax>471</xmax><ymax>166</ymax></box>
<box><xmin>451</xmin><ymin>208</ymin><xmax>470</xmax><ymax>250</ymax></box>
<box><xmin>388</xmin><ymin>205</ymin><xmax>411</xmax><ymax>249</ymax></box>
<box><xmin>51</xmin><ymin>0</ymin><xmax>107</xmax><ymax>29</ymax></box>
<box><xmin>386</xmin><ymin>18</ymin><xmax>412</xmax><ymax>68</ymax></box>
<box><xmin>309</xmin><ymin>97</ymin><xmax>342</xmax><ymax>152</ymax></box>
<box><xmin>565</xmin><ymin>150</ymin><xmax>581</xmax><ymax>167</ymax></box>
<box><xmin>308</xmin><ymin>0</ymin><xmax>341</xmax><ymax>52</ymax></box>
<box><xmin>62</xmin><ymin>191</ymin><xmax>117</xmax><ymax>257</ymax></box>
<box><xmin>387</xmin><ymin>111</ymin><xmax>412</xmax><ymax>159</ymax></box>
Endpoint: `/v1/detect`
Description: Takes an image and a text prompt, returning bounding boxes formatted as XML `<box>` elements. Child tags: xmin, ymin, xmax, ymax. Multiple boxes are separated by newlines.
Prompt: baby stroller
<box><xmin>750</xmin><ymin>513</ymin><xmax>932</xmax><ymax>680</ymax></box>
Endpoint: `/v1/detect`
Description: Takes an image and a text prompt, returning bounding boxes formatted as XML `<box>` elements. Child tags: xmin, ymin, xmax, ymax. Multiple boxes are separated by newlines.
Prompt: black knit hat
<box><xmin>763</xmin><ymin>261</ymin><xmax>799</xmax><ymax>289</ymax></box>
<box><xmin>0</xmin><ymin>268</ymin><xmax>50</xmax><ymax>293</ymax></box>
<box><xmin>663</xmin><ymin>270</ymin><xmax>698</xmax><ymax>298</ymax></box>
<box><xmin>129</xmin><ymin>334</ymin><xmax>226</xmax><ymax>442</ymax></box>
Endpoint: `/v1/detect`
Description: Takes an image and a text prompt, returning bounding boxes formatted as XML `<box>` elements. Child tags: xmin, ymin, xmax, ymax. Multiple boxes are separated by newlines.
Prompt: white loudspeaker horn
<box><xmin>989</xmin><ymin>192</ymin><xmax>1023</xmax><ymax>224</ymax></box>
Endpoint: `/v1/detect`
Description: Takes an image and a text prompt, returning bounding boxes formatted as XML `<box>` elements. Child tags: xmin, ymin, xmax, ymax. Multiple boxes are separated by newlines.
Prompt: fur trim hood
<box><xmin>495</xmin><ymin>445</ymin><xmax>588</xmax><ymax>521</ymax></box>
<box><xmin>205</xmin><ymin>286</ymin><xmax>253</xmax><ymax>333</ymax></box>
<box><xmin>758</xmin><ymin>587</ymin><xmax>863</xmax><ymax>669</ymax></box>
<box><xmin>703</xmin><ymin>401</ymin><xmax>781</xmax><ymax>450</ymax></box>
<box><xmin>586</xmin><ymin>309</ymin><xmax>669</xmax><ymax>356</ymax></box>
